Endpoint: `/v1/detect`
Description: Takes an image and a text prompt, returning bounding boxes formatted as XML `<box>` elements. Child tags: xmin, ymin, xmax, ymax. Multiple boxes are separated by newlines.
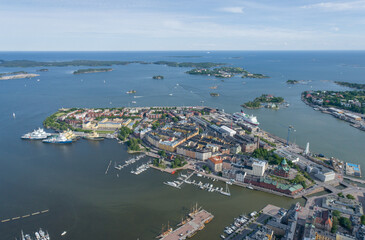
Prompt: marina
<box><xmin>20</xmin><ymin>228</ymin><xmax>50</xmax><ymax>240</ymax></box>
<box><xmin>164</xmin><ymin>171</ymin><xmax>231</xmax><ymax>196</ymax></box>
<box><xmin>131</xmin><ymin>161</ymin><xmax>151</xmax><ymax>175</ymax></box>
<box><xmin>221</xmin><ymin>214</ymin><xmax>250</xmax><ymax>239</ymax></box>
<box><xmin>114</xmin><ymin>154</ymin><xmax>146</xmax><ymax>170</ymax></box>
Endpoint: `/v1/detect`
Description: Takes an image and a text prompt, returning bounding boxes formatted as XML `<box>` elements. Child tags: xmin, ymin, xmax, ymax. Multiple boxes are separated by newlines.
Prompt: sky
<box><xmin>0</xmin><ymin>0</ymin><xmax>365</xmax><ymax>51</ymax></box>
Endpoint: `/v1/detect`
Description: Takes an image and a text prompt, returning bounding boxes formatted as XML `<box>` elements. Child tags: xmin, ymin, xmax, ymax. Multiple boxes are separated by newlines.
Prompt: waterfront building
<box><xmin>306</xmin><ymin>165</ymin><xmax>336</xmax><ymax>182</ymax></box>
<box><xmin>245</xmin><ymin>177</ymin><xmax>303</xmax><ymax>196</ymax></box>
<box><xmin>207</xmin><ymin>156</ymin><xmax>223</xmax><ymax>172</ymax></box>
<box><xmin>176</xmin><ymin>144</ymin><xmax>212</xmax><ymax>161</ymax></box>
<box><xmin>245</xmin><ymin>226</ymin><xmax>273</xmax><ymax>240</ymax></box>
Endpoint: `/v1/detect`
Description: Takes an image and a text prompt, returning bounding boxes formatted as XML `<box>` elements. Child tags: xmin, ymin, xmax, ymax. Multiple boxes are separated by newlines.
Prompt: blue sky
<box><xmin>1</xmin><ymin>0</ymin><xmax>365</xmax><ymax>50</ymax></box>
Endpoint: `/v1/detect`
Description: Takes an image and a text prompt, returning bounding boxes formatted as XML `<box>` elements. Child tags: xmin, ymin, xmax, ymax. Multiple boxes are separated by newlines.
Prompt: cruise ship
<box><xmin>43</xmin><ymin>133</ymin><xmax>72</xmax><ymax>144</ymax></box>
<box><xmin>21</xmin><ymin>228</ymin><xmax>50</xmax><ymax>240</ymax></box>
<box><xmin>233</xmin><ymin>110</ymin><xmax>259</xmax><ymax>126</ymax></box>
<box><xmin>21</xmin><ymin>128</ymin><xmax>52</xmax><ymax>140</ymax></box>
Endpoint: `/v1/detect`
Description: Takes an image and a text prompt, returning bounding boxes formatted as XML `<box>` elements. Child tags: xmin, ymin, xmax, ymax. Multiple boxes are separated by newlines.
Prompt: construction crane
<box><xmin>286</xmin><ymin>125</ymin><xmax>295</xmax><ymax>146</ymax></box>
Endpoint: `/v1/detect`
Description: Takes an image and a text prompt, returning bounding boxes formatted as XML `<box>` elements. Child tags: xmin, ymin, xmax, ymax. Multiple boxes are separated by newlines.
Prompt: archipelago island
<box><xmin>242</xmin><ymin>94</ymin><xmax>285</xmax><ymax>109</ymax></box>
<box><xmin>73</xmin><ymin>68</ymin><xmax>113</xmax><ymax>74</ymax></box>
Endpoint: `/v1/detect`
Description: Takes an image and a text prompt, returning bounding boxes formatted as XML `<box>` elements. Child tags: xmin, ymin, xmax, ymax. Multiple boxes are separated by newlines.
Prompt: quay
<box><xmin>159</xmin><ymin>209</ymin><xmax>214</xmax><ymax>240</ymax></box>
<box><xmin>1</xmin><ymin>209</ymin><xmax>49</xmax><ymax>223</ymax></box>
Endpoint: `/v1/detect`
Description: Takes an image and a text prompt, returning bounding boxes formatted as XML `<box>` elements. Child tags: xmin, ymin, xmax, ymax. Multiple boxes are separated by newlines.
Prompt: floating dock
<box><xmin>1</xmin><ymin>209</ymin><xmax>49</xmax><ymax>223</ymax></box>
<box><xmin>159</xmin><ymin>208</ymin><xmax>214</xmax><ymax>240</ymax></box>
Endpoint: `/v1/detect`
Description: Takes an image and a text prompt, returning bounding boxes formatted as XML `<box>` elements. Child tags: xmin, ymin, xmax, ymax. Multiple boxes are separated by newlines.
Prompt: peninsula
<box><xmin>24</xmin><ymin>105</ymin><xmax>365</xmax><ymax>240</ymax></box>
<box><xmin>302</xmin><ymin>90</ymin><xmax>365</xmax><ymax>131</ymax></box>
<box><xmin>335</xmin><ymin>81</ymin><xmax>365</xmax><ymax>90</ymax></box>
<box><xmin>73</xmin><ymin>68</ymin><xmax>113</xmax><ymax>74</ymax></box>
<box><xmin>242</xmin><ymin>94</ymin><xmax>285</xmax><ymax>109</ymax></box>
<box><xmin>0</xmin><ymin>71</ymin><xmax>39</xmax><ymax>80</ymax></box>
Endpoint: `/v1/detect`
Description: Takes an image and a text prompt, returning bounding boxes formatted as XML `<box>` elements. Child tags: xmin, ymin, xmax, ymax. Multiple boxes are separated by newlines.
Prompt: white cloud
<box><xmin>301</xmin><ymin>0</ymin><xmax>365</xmax><ymax>11</ymax></box>
<box><xmin>219</xmin><ymin>7</ymin><xmax>244</xmax><ymax>14</ymax></box>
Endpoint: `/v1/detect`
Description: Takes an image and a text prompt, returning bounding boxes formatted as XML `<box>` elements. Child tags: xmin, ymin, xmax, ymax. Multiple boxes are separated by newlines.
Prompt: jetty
<box><xmin>1</xmin><ymin>209</ymin><xmax>49</xmax><ymax>223</ymax></box>
<box><xmin>158</xmin><ymin>206</ymin><xmax>214</xmax><ymax>240</ymax></box>
<box><xmin>114</xmin><ymin>154</ymin><xmax>145</xmax><ymax>170</ymax></box>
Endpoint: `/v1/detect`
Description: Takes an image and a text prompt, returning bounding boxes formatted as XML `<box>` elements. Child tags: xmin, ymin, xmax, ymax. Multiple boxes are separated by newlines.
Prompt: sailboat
<box><xmin>221</xmin><ymin>182</ymin><xmax>231</xmax><ymax>196</ymax></box>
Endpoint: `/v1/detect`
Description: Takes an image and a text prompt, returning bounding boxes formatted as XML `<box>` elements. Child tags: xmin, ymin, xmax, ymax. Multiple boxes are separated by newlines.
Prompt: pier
<box><xmin>114</xmin><ymin>154</ymin><xmax>146</xmax><ymax>170</ymax></box>
<box><xmin>164</xmin><ymin>171</ymin><xmax>231</xmax><ymax>196</ymax></box>
<box><xmin>1</xmin><ymin>209</ymin><xmax>49</xmax><ymax>223</ymax></box>
<box><xmin>159</xmin><ymin>208</ymin><xmax>214</xmax><ymax>240</ymax></box>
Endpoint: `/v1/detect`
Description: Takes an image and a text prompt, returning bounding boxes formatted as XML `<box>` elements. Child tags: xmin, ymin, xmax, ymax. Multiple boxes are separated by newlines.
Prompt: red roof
<box><xmin>208</xmin><ymin>156</ymin><xmax>223</xmax><ymax>164</ymax></box>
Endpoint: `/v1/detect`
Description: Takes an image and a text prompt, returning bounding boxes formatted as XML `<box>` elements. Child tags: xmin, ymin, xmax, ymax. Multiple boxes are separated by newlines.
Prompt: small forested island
<box><xmin>186</xmin><ymin>66</ymin><xmax>269</xmax><ymax>79</ymax></box>
<box><xmin>152</xmin><ymin>75</ymin><xmax>164</xmax><ymax>79</ymax></box>
<box><xmin>335</xmin><ymin>81</ymin><xmax>365</xmax><ymax>90</ymax></box>
<box><xmin>37</xmin><ymin>68</ymin><xmax>49</xmax><ymax>72</ymax></box>
<box><xmin>287</xmin><ymin>80</ymin><xmax>299</xmax><ymax>84</ymax></box>
<box><xmin>242</xmin><ymin>94</ymin><xmax>285</xmax><ymax>109</ymax></box>
<box><xmin>0</xmin><ymin>59</ymin><xmax>224</xmax><ymax>68</ymax></box>
<box><xmin>73</xmin><ymin>68</ymin><xmax>113</xmax><ymax>74</ymax></box>
<box><xmin>187</xmin><ymin>67</ymin><xmax>247</xmax><ymax>78</ymax></box>
<box><xmin>210</xmin><ymin>92</ymin><xmax>220</xmax><ymax>97</ymax></box>
<box><xmin>302</xmin><ymin>90</ymin><xmax>365</xmax><ymax>114</ymax></box>
<box><xmin>0</xmin><ymin>71</ymin><xmax>39</xmax><ymax>80</ymax></box>
<box><xmin>242</xmin><ymin>73</ymin><xmax>269</xmax><ymax>79</ymax></box>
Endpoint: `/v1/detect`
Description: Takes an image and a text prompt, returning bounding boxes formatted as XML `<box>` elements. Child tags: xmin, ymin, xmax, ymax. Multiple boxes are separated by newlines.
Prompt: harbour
<box><xmin>1</xmin><ymin>51</ymin><xmax>365</xmax><ymax>239</ymax></box>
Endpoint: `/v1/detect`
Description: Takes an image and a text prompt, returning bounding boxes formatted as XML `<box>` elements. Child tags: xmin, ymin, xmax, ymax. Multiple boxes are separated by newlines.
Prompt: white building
<box><xmin>220</xmin><ymin>126</ymin><xmax>236</xmax><ymax>137</ymax></box>
<box><xmin>252</xmin><ymin>160</ymin><xmax>268</xmax><ymax>176</ymax></box>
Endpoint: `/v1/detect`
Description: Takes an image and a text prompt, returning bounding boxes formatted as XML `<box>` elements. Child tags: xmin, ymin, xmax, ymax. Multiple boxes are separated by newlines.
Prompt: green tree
<box><xmin>361</xmin><ymin>215</ymin><xmax>365</xmax><ymax>225</ymax></box>
<box><xmin>339</xmin><ymin>217</ymin><xmax>352</xmax><ymax>231</ymax></box>
<box><xmin>332</xmin><ymin>210</ymin><xmax>341</xmax><ymax>218</ymax></box>
<box><xmin>346</xmin><ymin>194</ymin><xmax>355</xmax><ymax>200</ymax></box>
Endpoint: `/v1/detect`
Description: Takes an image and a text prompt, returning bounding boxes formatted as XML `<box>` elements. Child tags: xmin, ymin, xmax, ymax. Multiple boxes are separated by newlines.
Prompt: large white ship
<box><xmin>42</xmin><ymin>133</ymin><xmax>72</xmax><ymax>144</ymax></box>
<box><xmin>21</xmin><ymin>128</ymin><xmax>52</xmax><ymax>140</ymax></box>
<box><xmin>233</xmin><ymin>111</ymin><xmax>259</xmax><ymax>126</ymax></box>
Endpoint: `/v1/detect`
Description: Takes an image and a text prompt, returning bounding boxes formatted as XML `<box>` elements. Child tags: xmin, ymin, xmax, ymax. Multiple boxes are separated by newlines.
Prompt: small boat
<box><xmin>84</xmin><ymin>131</ymin><xmax>104</xmax><ymax>141</ymax></box>
<box><xmin>13</xmin><ymin>112</ymin><xmax>16</xmax><ymax>118</ymax></box>
<box><xmin>132</xmin><ymin>101</ymin><xmax>137</xmax><ymax>104</ymax></box>
<box><xmin>61</xmin><ymin>231</ymin><xmax>67</xmax><ymax>236</ymax></box>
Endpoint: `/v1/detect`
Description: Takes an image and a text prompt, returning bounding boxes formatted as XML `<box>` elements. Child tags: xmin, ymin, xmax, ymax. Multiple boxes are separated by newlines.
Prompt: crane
<box><xmin>286</xmin><ymin>125</ymin><xmax>295</xmax><ymax>146</ymax></box>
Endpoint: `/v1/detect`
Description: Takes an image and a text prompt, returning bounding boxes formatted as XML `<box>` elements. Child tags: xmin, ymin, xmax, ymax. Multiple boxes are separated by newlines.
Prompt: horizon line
<box><xmin>1</xmin><ymin>49</ymin><xmax>365</xmax><ymax>52</ymax></box>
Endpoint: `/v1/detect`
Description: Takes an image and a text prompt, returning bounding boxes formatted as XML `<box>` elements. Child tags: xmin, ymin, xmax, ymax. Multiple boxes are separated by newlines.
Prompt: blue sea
<box><xmin>0</xmin><ymin>51</ymin><xmax>364</xmax><ymax>239</ymax></box>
